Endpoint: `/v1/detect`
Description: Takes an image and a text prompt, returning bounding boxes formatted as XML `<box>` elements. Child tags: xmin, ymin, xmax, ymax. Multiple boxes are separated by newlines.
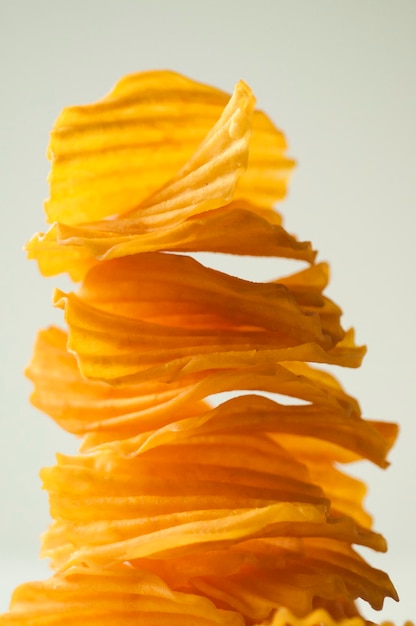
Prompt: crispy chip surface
<box><xmin>2</xmin><ymin>70</ymin><xmax>404</xmax><ymax>626</ymax></box>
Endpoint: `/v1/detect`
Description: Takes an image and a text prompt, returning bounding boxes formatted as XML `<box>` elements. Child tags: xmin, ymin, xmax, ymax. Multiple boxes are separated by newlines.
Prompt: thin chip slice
<box><xmin>1</xmin><ymin>566</ymin><xmax>244</xmax><ymax>626</ymax></box>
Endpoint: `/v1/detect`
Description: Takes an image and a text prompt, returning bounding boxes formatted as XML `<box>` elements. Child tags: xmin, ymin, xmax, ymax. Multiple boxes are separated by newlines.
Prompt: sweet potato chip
<box><xmin>4</xmin><ymin>71</ymin><xmax>404</xmax><ymax>625</ymax></box>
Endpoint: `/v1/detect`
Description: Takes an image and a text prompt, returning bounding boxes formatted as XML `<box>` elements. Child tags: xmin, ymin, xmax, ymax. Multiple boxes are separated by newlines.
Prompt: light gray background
<box><xmin>1</xmin><ymin>1</ymin><xmax>415</xmax><ymax>621</ymax></box>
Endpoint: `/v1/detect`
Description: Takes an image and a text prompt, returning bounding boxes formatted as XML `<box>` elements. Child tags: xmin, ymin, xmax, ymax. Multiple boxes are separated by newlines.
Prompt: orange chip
<box><xmin>4</xmin><ymin>71</ymin><xmax>404</xmax><ymax>625</ymax></box>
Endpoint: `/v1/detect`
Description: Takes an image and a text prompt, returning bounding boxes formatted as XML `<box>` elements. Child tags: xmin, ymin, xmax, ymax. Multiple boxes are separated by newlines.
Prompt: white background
<box><xmin>1</xmin><ymin>1</ymin><xmax>415</xmax><ymax>621</ymax></box>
